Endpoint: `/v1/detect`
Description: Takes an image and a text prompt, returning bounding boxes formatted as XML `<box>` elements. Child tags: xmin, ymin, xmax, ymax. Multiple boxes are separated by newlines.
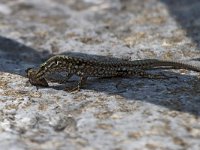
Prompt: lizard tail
<box><xmin>149</xmin><ymin>59</ymin><xmax>200</xmax><ymax>72</ymax></box>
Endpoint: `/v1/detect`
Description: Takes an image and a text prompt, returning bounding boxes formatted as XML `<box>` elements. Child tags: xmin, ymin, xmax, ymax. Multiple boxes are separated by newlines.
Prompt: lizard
<box><xmin>26</xmin><ymin>55</ymin><xmax>200</xmax><ymax>91</ymax></box>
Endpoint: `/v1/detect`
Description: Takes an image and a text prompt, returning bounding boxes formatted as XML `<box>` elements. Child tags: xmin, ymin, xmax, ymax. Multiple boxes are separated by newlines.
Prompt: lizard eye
<box><xmin>55</xmin><ymin>60</ymin><xmax>60</xmax><ymax>65</ymax></box>
<box><xmin>55</xmin><ymin>60</ymin><xmax>58</xmax><ymax>65</ymax></box>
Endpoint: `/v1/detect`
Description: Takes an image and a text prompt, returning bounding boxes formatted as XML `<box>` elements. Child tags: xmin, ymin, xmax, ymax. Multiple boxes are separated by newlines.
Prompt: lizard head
<box><xmin>26</xmin><ymin>67</ymin><xmax>49</xmax><ymax>87</ymax></box>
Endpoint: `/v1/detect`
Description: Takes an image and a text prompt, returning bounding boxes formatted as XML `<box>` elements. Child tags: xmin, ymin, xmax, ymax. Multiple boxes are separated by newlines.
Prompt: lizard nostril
<box><xmin>25</xmin><ymin>67</ymin><xmax>33</xmax><ymax>73</ymax></box>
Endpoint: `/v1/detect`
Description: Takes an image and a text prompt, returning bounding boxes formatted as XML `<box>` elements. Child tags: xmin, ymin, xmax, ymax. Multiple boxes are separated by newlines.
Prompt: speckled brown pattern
<box><xmin>27</xmin><ymin>55</ymin><xmax>200</xmax><ymax>90</ymax></box>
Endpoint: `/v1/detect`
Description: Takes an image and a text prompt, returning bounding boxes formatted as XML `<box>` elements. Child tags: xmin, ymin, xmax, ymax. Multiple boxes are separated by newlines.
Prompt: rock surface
<box><xmin>0</xmin><ymin>0</ymin><xmax>200</xmax><ymax>149</ymax></box>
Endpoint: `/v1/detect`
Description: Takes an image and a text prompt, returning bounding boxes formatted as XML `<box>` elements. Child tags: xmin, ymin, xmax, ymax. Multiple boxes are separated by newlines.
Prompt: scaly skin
<box><xmin>26</xmin><ymin>55</ymin><xmax>200</xmax><ymax>91</ymax></box>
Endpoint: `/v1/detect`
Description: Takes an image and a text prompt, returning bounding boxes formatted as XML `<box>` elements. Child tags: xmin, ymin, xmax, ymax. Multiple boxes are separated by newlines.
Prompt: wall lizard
<box><xmin>26</xmin><ymin>55</ymin><xmax>200</xmax><ymax>91</ymax></box>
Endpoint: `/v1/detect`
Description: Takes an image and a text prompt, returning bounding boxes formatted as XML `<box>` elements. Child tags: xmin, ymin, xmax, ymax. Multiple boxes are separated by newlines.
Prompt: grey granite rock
<box><xmin>0</xmin><ymin>0</ymin><xmax>200</xmax><ymax>149</ymax></box>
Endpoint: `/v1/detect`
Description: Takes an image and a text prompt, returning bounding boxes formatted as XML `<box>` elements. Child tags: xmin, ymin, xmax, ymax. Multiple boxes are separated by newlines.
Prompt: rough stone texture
<box><xmin>0</xmin><ymin>0</ymin><xmax>200</xmax><ymax>150</ymax></box>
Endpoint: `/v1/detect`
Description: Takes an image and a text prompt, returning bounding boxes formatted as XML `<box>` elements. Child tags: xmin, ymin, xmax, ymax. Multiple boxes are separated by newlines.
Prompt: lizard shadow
<box><xmin>160</xmin><ymin>0</ymin><xmax>200</xmax><ymax>48</ymax></box>
<box><xmin>51</xmin><ymin>71</ymin><xmax>200</xmax><ymax>117</ymax></box>
<box><xmin>88</xmin><ymin>73</ymin><xmax>200</xmax><ymax>116</ymax></box>
<box><xmin>0</xmin><ymin>37</ymin><xmax>199</xmax><ymax>117</ymax></box>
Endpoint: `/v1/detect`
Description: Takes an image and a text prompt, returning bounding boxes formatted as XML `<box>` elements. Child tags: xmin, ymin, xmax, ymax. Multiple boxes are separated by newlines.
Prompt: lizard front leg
<box><xmin>64</xmin><ymin>76</ymin><xmax>88</xmax><ymax>92</ymax></box>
